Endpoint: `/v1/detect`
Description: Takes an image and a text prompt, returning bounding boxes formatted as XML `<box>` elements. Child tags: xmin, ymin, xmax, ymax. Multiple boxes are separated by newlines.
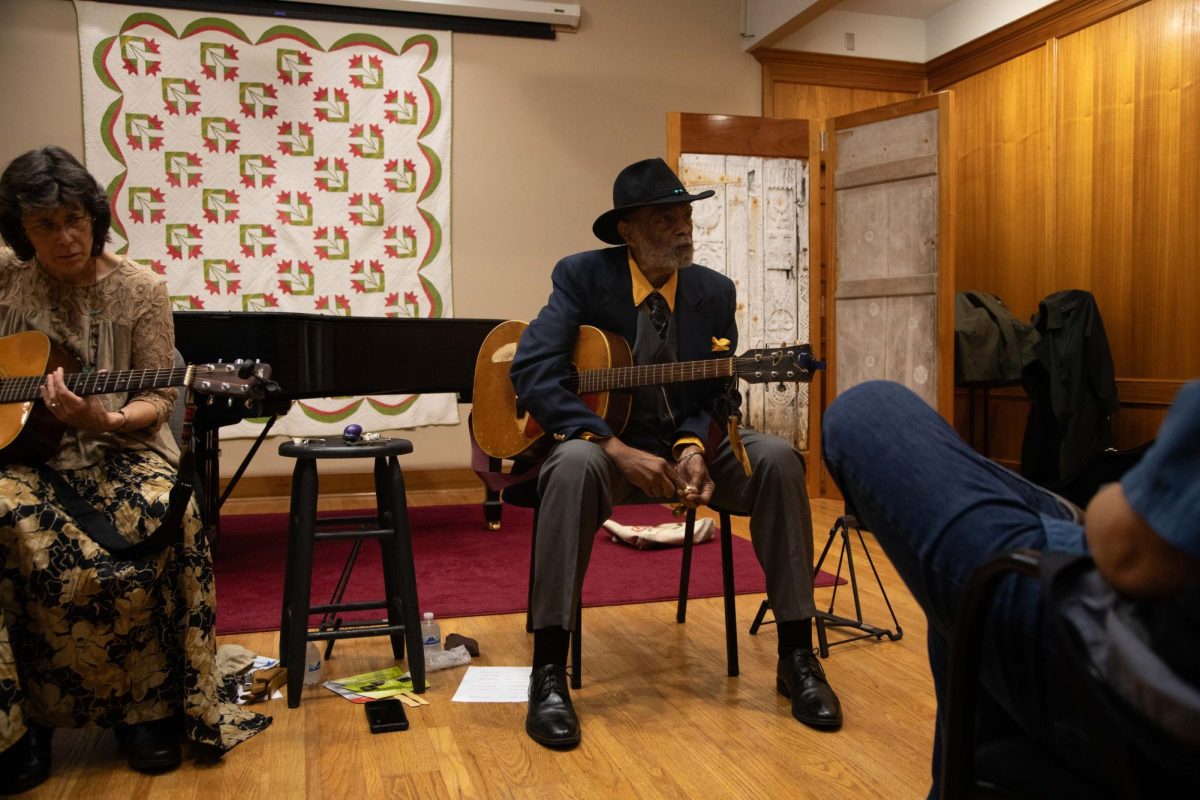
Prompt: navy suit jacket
<box><xmin>510</xmin><ymin>245</ymin><xmax>740</xmax><ymax>448</ymax></box>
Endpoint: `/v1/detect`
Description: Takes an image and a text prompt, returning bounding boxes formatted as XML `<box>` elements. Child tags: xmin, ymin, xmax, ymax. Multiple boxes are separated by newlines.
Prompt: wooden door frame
<box><xmin>824</xmin><ymin>92</ymin><xmax>956</xmax><ymax>423</ymax></box>
<box><xmin>667</xmin><ymin>112</ymin><xmax>823</xmax><ymax>499</ymax></box>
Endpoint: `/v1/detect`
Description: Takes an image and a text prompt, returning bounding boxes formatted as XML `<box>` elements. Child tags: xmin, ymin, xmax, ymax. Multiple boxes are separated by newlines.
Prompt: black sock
<box><xmin>532</xmin><ymin>626</ymin><xmax>570</xmax><ymax>668</ymax></box>
<box><xmin>777</xmin><ymin>618</ymin><xmax>813</xmax><ymax>657</ymax></box>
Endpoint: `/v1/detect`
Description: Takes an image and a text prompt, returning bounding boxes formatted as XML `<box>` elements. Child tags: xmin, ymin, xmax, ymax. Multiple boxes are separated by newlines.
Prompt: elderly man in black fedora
<box><xmin>510</xmin><ymin>157</ymin><xmax>842</xmax><ymax>749</ymax></box>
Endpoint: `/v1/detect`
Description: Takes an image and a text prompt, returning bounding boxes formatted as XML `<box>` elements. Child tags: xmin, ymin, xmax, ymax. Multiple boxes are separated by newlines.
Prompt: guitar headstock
<box><xmin>189</xmin><ymin>360</ymin><xmax>277</xmax><ymax>400</ymax></box>
<box><xmin>734</xmin><ymin>344</ymin><xmax>825</xmax><ymax>384</ymax></box>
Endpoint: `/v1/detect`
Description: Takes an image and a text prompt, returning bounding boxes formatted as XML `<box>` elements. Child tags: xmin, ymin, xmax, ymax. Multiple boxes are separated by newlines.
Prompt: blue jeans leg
<box><xmin>822</xmin><ymin>381</ymin><xmax>1082</xmax><ymax>793</ymax></box>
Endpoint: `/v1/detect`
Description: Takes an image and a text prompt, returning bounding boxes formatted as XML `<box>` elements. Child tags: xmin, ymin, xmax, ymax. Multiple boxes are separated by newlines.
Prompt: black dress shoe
<box><xmin>777</xmin><ymin>648</ymin><xmax>843</xmax><ymax>731</ymax></box>
<box><xmin>525</xmin><ymin>664</ymin><xmax>580</xmax><ymax>749</ymax></box>
<box><xmin>114</xmin><ymin>718</ymin><xmax>182</xmax><ymax>774</ymax></box>
<box><xmin>0</xmin><ymin>722</ymin><xmax>53</xmax><ymax>795</ymax></box>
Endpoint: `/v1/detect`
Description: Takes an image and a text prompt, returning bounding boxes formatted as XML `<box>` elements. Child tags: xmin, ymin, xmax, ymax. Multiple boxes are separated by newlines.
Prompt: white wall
<box><xmin>0</xmin><ymin>0</ymin><xmax>762</xmax><ymax>476</ymax></box>
<box><xmin>924</xmin><ymin>0</ymin><xmax>1056</xmax><ymax>59</ymax></box>
<box><xmin>749</xmin><ymin>0</ymin><xmax>1058</xmax><ymax>62</ymax></box>
<box><xmin>772</xmin><ymin>10</ymin><xmax>926</xmax><ymax>61</ymax></box>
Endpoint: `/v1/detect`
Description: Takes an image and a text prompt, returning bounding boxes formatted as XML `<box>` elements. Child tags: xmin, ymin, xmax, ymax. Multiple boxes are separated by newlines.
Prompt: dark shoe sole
<box><xmin>1</xmin><ymin>766</ymin><xmax>51</xmax><ymax>795</ymax></box>
<box><xmin>777</xmin><ymin>677</ymin><xmax>844</xmax><ymax>731</ymax></box>
<box><xmin>114</xmin><ymin>724</ymin><xmax>183</xmax><ymax>774</ymax></box>
<box><xmin>524</xmin><ymin>718</ymin><xmax>581</xmax><ymax>750</ymax></box>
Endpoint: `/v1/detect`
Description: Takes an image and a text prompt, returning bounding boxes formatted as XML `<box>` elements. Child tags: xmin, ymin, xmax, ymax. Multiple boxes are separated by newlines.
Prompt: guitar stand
<box><xmin>749</xmin><ymin>514</ymin><xmax>903</xmax><ymax>657</ymax></box>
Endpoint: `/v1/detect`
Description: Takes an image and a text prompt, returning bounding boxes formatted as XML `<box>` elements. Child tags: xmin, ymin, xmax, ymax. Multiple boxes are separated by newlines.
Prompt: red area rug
<box><xmin>213</xmin><ymin>503</ymin><xmax>840</xmax><ymax>635</ymax></box>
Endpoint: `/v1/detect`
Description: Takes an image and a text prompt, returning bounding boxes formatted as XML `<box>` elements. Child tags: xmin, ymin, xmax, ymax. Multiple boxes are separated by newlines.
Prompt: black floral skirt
<box><xmin>0</xmin><ymin>448</ymin><xmax>269</xmax><ymax>754</ymax></box>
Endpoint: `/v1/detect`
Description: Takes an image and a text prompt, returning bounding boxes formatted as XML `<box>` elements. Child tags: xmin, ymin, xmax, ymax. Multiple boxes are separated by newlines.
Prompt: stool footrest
<box><xmin>314</xmin><ymin>514</ymin><xmax>378</xmax><ymax>528</ymax></box>
<box><xmin>310</xmin><ymin>599</ymin><xmax>387</xmax><ymax>614</ymax></box>
<box><xmin>314</xmin><ymin>528</ymin><xmax>395</xmax><ymax>541</ymax></box>
<box><xmin>307</xmin><ymin>622</ymin><xmax>407</xmax><ymax>641</ymax></box>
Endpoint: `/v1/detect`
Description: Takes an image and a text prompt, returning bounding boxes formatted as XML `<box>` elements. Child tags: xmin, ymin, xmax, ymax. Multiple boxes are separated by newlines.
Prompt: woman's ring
<box><xmin>49</xmin><ymin>402</ymin><xmax>58</xmax><ymax>408</ymax></box>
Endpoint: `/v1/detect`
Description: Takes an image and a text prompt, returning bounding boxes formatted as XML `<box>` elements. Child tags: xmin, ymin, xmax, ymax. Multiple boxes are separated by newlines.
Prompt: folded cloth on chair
<box><xmin>603</xmin><ymin>517</ymin><xmax>714</xmax><ymax>550</ymax></box>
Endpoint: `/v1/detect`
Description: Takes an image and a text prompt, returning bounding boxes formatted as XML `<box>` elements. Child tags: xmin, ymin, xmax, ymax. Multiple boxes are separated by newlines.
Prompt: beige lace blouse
<box><xmin>0</xmin><ymin>247</ymin><xmax>180</xmax><ymax>469</ymax></box>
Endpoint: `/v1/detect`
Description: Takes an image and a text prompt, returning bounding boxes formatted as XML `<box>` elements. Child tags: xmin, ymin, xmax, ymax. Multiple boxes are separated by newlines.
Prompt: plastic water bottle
<box><xmin>420</xmin><ymin>611</ymin><xmax>441</xmax><ymax>655</ymax></box>
<box><xmin>303</xmin><ymin>641</ymin><xmax>323</xmax><ymax>685</ymax></box>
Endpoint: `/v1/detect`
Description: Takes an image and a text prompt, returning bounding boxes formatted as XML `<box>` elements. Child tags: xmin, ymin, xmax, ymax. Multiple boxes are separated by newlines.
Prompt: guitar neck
<box><xmin>0</xmin><ymin>367</ymin><xmax>191</xmax><ymax>404</ymax></box>
<box><xmin>572</xmin><ymin>358</ymin><xmax>735</xmax><ymax>394</ymax></box>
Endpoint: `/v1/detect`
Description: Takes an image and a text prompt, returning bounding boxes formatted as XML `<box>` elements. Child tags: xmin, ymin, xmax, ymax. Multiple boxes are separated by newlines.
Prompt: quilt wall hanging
<box><xmin>77</xmin><ymin>1</ymin><xmax>453</xmax><ymax>437</ymax></box>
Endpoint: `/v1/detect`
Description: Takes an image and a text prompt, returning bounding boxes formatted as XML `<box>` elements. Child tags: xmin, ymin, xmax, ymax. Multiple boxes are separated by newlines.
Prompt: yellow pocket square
<box><xmin>711</xmin><ymin>337</ymin><xmax>730</xmax><ymax>352</ymax></box>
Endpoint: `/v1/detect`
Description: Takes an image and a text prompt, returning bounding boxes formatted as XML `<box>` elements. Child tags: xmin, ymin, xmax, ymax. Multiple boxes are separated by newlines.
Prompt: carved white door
<box><xmin>678</xmin><ymin>154</ymin><xmax>812</xmax><ymax>449</ymax></box>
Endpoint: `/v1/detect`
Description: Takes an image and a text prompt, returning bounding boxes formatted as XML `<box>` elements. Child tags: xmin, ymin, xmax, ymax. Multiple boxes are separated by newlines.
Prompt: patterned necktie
<box><xmin>646</xmin><ymin>291</ymin><xmax>669</xmax><ymax>340</ymax></box>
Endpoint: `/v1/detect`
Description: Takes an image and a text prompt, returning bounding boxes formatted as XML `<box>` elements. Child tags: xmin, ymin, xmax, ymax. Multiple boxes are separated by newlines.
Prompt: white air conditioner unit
<box><xmin>281</xmin><ymin>0</ymin><xmax>581</xmax><ymax>30</ymax></box>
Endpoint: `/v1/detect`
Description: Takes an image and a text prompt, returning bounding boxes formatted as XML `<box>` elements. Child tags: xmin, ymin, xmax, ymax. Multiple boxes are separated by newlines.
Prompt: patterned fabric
<box><xmin>76</xmin><ymin>1</ymin><xmax>455</xmax><ymax>438</ymax></box>
<box><xmin>0</xmin><ymin>449</ymin><xmax>270</xmax><ymax>754</ymax></box>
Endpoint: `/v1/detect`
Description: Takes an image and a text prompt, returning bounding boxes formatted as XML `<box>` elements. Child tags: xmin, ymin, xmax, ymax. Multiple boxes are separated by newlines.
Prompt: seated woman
<box><xmin>0</xmin><ymin>146</ymin><xmax>269</xmax><ymax>794</ymax></box>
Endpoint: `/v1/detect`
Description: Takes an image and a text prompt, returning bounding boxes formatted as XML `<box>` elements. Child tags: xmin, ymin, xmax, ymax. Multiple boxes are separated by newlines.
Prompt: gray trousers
<box><xmin>529</xmin><ymin>429</ymin><xmax>818</xmax><ymax>630</ymax></box>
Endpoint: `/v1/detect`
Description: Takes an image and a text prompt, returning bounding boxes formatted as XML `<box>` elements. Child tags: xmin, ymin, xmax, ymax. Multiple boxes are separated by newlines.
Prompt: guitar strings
<box><xmin>0</xmin><ymin>367</ymin><xmax>192</xmax><ymax>403</ymax></box>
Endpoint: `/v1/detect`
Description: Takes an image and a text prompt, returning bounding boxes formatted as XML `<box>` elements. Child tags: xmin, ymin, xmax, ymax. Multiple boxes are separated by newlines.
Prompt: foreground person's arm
<box><xmin>1084</xmin><ymin>482</ymin><xmax>1200</xmax><ymax>598</ymax></box>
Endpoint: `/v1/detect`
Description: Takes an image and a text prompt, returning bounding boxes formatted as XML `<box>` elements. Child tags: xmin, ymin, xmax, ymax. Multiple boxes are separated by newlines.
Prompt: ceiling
<box><xmin>835</xmin><ymin>0</ymin><xmax>961</xmax><ymax>18</ymax></box>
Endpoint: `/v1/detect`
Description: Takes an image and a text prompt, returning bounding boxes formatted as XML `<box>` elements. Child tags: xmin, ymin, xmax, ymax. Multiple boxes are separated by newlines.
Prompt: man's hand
<box><xmin>1085</xmin><ymin>482</ymin><xmax>1200</xmax><ymax>598</ymax></box>
<box><xmin>597</xmin><ymin>437</ymin><xmax>680</xmax><ymax>499</ymax></box>
<box><xmin>674</xmin><ymin>448</ymin><xmax>714</xmax><ymax>509</ymax></box>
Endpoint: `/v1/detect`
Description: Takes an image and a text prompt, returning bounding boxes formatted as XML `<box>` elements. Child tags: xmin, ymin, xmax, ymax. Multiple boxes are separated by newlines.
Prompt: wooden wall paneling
<box><xmin>759</xmin><ymin>0</ymin><xmax>1194</xmax><ymax>471</ymax></box>
<box><xmin>926</xmin><ymin>0</ymin><xmax>1152</xmax><ymax>91</ymax></box>
<box><xmin>670</xmin><ymin>112</ymin><xmax>811</xmax><ymax>159</ymax></box>
<box><xmin>1131</xmin><ymin>0</ymin><xmax>1200</xmax><ymax>380</ymax></box>
<box><xmin>756</xmin><ymin>50</ymin><xmax>927</xmax><ymax>95</ymax></box>
<box><xmin>949</xmin><ymin>46</ymin><xmax>1054</xmax><ymax>322</ymax></box>
<box><xmin>766</xmin><ymin>83</ymin><xmax>919</xmax><ymax>124</ymax></box>
<box><xmin>948</xmin><ymin>47</ymin><xmax>1053</xmax><ymax>461</ymax></box>
<box><xmin>1055</xmin><ymin>12</ymin><xmax>1137</xmax><ymax>368</ymax></box>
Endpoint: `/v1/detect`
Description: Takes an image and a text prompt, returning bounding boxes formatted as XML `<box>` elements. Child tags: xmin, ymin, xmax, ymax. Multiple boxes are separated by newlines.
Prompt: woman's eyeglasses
<box><xmin>24</xmin><ymin>212</ymin><xmax>93</xmax><ymax>241</ymax></box>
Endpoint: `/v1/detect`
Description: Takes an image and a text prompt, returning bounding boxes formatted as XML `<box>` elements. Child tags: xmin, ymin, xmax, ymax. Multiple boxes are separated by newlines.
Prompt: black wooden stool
<box><xmin>277</xmin><ymin>436</ymin><xmax>424</xmax><ymax>707</ymax></box>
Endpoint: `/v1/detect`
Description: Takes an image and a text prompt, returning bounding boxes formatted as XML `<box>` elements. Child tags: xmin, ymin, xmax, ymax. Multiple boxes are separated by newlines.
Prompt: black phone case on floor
<box><xmin>365</xmin><ymin>698</ymin><xmax>409</xmax><ymax>733</ymax></box>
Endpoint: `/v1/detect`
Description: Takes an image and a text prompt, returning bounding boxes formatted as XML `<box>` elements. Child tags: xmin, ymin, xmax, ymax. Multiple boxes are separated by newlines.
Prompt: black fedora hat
<box><xmin>592</xmin><ymin>158</ymin><xmax>714</xmax><ymax>245</ymax></box>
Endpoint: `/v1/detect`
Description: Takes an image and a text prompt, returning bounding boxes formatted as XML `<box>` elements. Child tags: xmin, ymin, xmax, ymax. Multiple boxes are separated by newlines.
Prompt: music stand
<box><xmin>750</xmin><ymin>513</ymin><xmax>903</xmax><ymax>656</ymax></box>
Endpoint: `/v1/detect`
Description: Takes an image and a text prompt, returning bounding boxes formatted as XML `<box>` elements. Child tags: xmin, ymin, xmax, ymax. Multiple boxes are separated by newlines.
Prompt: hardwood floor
<box><xmin>26</xmin><ymin>494</ymin><xmax>936</xmax><ymax>799</ymax></box>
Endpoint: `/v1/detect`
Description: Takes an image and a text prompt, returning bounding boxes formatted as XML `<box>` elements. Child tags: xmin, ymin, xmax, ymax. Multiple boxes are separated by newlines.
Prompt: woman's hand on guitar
<box><xmin>674</xmin><ymin>448</ymin><xmax>714</xmax><ymax>509</ymax></box>
<box><xmin>40</xmin><ymin>368</ymin><xmax>119</xmax><ymax>433</ymax></box>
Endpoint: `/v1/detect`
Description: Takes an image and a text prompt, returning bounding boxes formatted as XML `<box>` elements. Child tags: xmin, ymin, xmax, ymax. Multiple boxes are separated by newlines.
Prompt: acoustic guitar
<box><xmin>472</xmin><ymin>320</ymin><xmax>823</xmax><ymax>459</ymax></box>
<box><xmin>0</xmin><ymin>330</ymin><xmax>274</xmax><ymax>464</ymax></box>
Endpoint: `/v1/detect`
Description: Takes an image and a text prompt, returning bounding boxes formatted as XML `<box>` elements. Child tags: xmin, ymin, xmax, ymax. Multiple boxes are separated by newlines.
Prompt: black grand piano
<box><xmin>173</xmin><ymin>311</ymin><xmax>504</xmax><ymax>537</ymax></box>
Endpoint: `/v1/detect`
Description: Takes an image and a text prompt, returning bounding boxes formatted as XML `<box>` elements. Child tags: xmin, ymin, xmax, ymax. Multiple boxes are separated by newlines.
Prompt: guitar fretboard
<box><xmin>0</xmin><ymin>367</ymin><xmax>190</xmax><ymax>404</ymax></box>
<box><xmin>572</xmin><ymin>358</ymin><xmax>739</xmax><ymax>393</ymax></box>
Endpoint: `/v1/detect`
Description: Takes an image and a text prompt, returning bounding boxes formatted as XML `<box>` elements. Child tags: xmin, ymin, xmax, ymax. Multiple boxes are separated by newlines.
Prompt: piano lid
<box><xmin>173</xmin><ymin>311</ymin><xmax>504</xmax><ymax>402</ymax></box>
